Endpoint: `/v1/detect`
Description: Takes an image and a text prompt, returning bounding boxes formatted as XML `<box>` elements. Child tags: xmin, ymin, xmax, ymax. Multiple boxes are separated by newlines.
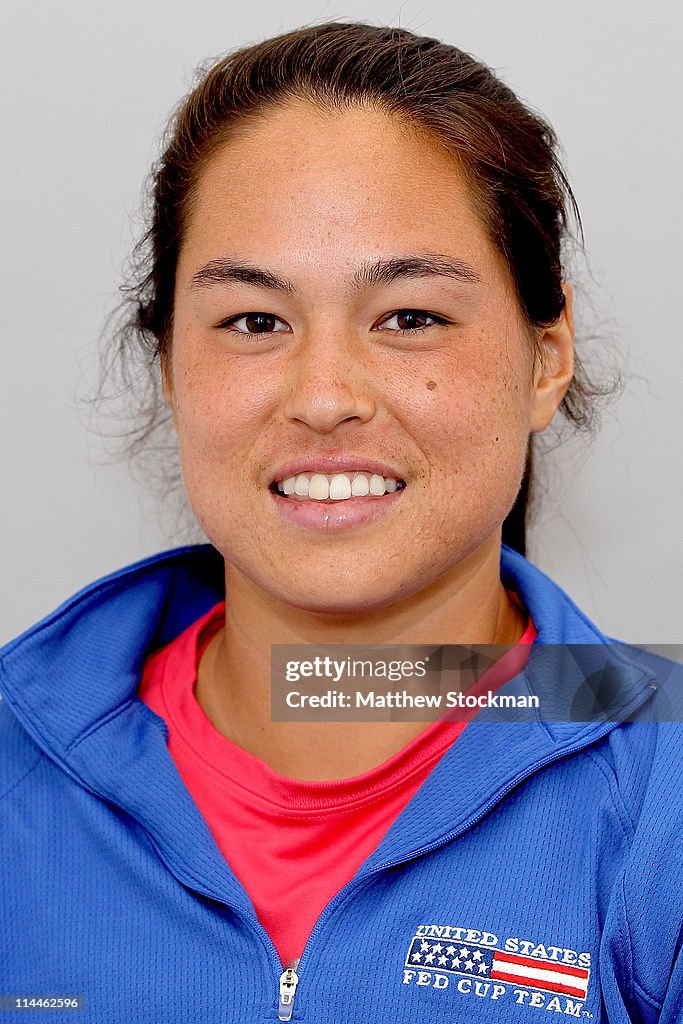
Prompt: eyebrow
<box><xmin>189</xmin><ymin>253</ymin><xmax>482</xmax><ymax>293</ymax></box>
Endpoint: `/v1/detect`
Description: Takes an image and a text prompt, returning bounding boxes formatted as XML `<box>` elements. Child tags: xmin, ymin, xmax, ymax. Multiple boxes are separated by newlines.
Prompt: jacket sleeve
<box><xmin>600</xmin><ymin>716</ymin><xmax>683</xmax><ymax>1023</ymax></box>
<box><xmin>658</xmin><ymin>927</ymin><xmax>683</xmax><ymax>1024</ymax></box>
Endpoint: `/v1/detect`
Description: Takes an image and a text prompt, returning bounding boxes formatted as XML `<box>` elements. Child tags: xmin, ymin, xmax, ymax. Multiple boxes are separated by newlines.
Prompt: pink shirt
<box><xmin>138</xmin><ymin>599</ymin><xmax>536</xmax><ymax>966</ymax></box>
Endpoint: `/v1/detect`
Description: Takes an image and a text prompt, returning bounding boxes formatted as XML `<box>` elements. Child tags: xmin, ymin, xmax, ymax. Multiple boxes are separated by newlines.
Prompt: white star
<box><xmin>412</xmin><ymin>952</ymin><xmax>422</xmax><ymax>962</ymax></box>
<box><xmin>459</xmin><ymin>947</ymin><xmax>470</xmax><ymax>958</ymax></box>
<box><xmin>425</xmin><ymin>953</ymin><xmax>435</xmax><ymax>964</ymax></box>
<box><xmin>451</xmin><ymin>957</ymin><xmax>461</xmax><ymax>968</ymax></box>
<box><xmin>437</xmin><ymin>955</ymin><xmax>448</xmax><ymax>966</ymax></box>
<box><xmin>432</xmin><ymin>943</ymin><xmax>443</xmax><ymax>953</ymax></box>
<box><xmin>465</xmin><ymin>959</ymin><xmax>475</xmax><ymax>970</ymax></box>
<box><xmin>472</xmin><ymin>950</ymin><xmax>482</xmax><ymax>961</ymax></box>
<box><xmin>478</xmin><ymin>962</ymin><xmax>489</xmax><ymax>974</ymax></box>
<box><xmin>446</xmin><ymin>945</ymin><xmax>456</xmax><ymax>956</ymax></box>
<box><xmin>420</xmin><ymin>941</ymin><xmax>430</xmax><ymax>952</ymax></box>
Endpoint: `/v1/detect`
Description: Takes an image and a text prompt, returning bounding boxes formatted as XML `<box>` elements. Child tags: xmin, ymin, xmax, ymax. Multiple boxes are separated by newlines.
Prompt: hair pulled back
<box><xmin>107</xmin><ymin>20</ymin><xmax>610</xmax><ymax>553</ymax></box>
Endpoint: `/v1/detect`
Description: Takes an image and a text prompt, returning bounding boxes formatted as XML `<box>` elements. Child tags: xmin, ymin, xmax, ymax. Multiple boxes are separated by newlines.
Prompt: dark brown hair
<box><xmin>102</xmin><ymin>20</ymin><xmax>614</xmax><ymax>553</ymax></box>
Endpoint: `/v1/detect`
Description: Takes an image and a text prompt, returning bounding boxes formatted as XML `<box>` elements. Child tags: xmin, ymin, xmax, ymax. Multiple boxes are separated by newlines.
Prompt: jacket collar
<box><xmin>0</xmin><ymin>543</ymin><xmax>657</xmax><ymax>904</ymax></box>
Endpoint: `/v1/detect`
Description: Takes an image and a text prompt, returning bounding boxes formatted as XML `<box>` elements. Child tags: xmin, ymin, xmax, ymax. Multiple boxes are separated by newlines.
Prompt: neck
<box><xmin>195</xmin><ymin>535</ymin><xmax>528</xmax><ymax>780</ymax></box>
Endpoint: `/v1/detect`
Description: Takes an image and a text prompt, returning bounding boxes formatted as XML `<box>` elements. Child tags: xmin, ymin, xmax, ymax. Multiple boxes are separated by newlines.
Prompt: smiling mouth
<box><xmin>270</xmin><ymin>471</ymin><xmax>406</xmax><ymax>502</ymax></box>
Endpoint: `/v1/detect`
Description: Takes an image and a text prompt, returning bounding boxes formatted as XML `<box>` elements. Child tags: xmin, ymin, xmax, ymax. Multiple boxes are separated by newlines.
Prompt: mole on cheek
<box><xmin>426</xmin><ymin>380</ymin><xmax>437</xmax><ymax>391</ymax></box>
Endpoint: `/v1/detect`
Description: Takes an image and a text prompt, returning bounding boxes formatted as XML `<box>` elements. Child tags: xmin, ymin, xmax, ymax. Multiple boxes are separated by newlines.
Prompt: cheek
<box><xmin>168</xmin><ymin>352</ymin><xmax>275</xmax><ymax>545</ymax></box>
<box><xmin>391</xmin><ymin>345</ymin><xmax>532</xmax><ymax>561</ymax></box>
<box><xmin>171</xmin><ymin>350</ymin><xmax>269</xmax><ymax>466</ymax></box>
<box><xmin>402</xmin><ymin>345</ymin><xmax>532</xmax><ymax>477</ymax></box>
<box><xmin>172</xmin><ymin>386</ymin><xmax>266</xmax><ymax>557</ymax></box>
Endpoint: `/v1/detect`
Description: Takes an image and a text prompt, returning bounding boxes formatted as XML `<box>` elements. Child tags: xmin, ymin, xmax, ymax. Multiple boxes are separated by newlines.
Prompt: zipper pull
<box><xmin>278</xmin><ymin>958</ymin><xmax>300</xmax><ymax>1021</ymax></box>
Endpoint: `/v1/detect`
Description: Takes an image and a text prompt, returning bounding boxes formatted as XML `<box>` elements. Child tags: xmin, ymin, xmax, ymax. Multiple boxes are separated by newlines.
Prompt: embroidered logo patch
<box><xmin>402</xmin><ymin>924</ymin><xmax>592</xmax><ymax>1017</ymax></box>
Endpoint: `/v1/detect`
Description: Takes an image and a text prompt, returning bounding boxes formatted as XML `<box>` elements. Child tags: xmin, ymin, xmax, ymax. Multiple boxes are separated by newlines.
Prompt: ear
<box><xmin>529</xmin><ymin>282</ymin><xmax>575</xmax><ymax>433</ymax></box>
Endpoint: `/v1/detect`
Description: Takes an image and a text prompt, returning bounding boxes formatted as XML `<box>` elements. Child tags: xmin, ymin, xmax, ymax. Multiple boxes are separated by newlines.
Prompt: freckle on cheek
<box><xmin>426</xmin><ymin>380</ymin><xmax>437</xmax><ymax>391</ymax></box>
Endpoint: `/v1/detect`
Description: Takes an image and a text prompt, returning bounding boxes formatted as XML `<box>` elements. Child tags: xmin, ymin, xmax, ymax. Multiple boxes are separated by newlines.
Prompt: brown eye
<box><xmin>244</xmin><ymin>314</ymin><xmax>276</xmax><ymax>333</ymax></box>
<box><xmin>218</xmin><ymin>312</ymin><xmax>290</xmax><ymax>335</ymax></box>
<box><xmin>377</xmin><ymin>309</ymin><xmax>450</xmax><ymax>334</ymax></box>
<box><xmin>398</xmin><ymin>312</ymin><xmax>428</xmax><ymax>330</ymax></box>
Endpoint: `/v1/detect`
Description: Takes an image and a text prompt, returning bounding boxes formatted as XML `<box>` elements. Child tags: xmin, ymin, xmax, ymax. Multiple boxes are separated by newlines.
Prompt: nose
<box><xmin>281</xmin><ymin>333</ymin><xmax>377</xmax><ymax>434</ymax></box>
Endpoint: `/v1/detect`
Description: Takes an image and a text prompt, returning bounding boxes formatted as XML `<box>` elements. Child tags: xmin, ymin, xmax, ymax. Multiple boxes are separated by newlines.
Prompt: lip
<box><xmin>270</xmin><ymin>454</ymin><xmax>405</xmax><ymax>484</ymax></box>
<box><xmin>270</xmin><ymin>486</ymin><xmax>405</xmax><ymax>532</ymax></box>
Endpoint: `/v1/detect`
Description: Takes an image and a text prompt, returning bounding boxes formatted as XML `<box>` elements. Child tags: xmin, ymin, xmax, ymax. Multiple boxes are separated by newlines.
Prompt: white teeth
<box><xmin>329</xmin><ymin>474</ymin><xmax>352</xmax><ymax>500</ymax></box>
<box><xmin>275</xmin><ymin>471</ymin><xmax>403</xmax><ymax>502</ymax></box>
<box><xmin>294</xmin><ymin>474</ymin><xmax>310</xmax><ymax>497</ymax></box>
<box><xmin>308</xmin><ymin>473</ymin><xmax>330</xmax><ymax>501</ymax></box>
<box><xmin>351</xmin><ymin>474</ymin><xmax>370</xmax><ymax>496</ymax></box>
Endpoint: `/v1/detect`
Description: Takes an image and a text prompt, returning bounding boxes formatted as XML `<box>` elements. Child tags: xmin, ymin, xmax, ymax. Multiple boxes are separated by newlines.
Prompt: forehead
<box><xmin>178</xmin><ymin>97</ymin><xmax>506</xmax><ymax>287</ymax></box>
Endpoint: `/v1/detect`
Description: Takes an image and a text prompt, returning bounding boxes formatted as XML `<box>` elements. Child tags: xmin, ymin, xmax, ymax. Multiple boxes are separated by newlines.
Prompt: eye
<box><xmin>216</xmin><ymin>312</ymin><xmax>291</xmax><ymax>336</ymax></box>
<box><xmin>375</xmin><ymin>309</ymin><xmax>451</xmax><ymax>335</ymax></box>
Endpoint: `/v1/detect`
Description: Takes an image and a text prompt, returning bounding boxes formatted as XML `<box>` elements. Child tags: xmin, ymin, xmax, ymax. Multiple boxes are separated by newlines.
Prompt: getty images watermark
<box><xmin>271</xmin><ymin>644</ymin><xmax>683</xmax><ymax>723</ymax></box>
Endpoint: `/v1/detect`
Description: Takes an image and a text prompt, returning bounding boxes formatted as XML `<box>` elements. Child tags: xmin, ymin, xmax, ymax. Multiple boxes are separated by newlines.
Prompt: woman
<box><xmin>1</xmin><ymin>21</ymin><xmax>681</xmax><ymax>1024</ymax></box>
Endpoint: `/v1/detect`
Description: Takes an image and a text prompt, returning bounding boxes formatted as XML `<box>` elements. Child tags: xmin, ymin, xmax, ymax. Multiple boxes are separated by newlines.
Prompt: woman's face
<box><xmin>166</xmin><ymin>98</ymin><xmax>572</xmax><ymax>613</ymax></box>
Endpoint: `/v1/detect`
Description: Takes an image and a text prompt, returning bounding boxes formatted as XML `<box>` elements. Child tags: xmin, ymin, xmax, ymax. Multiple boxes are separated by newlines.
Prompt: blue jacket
<box><xmin>1</xmin><ymin>543</ymin><xmax>682</xmax><ymax>1024</ymax></box>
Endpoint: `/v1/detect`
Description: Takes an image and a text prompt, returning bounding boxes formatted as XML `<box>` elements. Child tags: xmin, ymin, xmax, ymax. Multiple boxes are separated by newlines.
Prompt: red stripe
<box><xmin>493</xmin><ymin>950</ymin><xmax>588</xmax><ymax>979</ymax></box>
<box><xmin>490</xmin><ymin>969</ymin><xmax>587</xmax><ymax>999</ymax></box>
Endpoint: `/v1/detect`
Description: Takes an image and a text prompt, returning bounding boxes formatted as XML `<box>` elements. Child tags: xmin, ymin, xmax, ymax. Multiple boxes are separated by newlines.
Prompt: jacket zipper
<box><xmin>275</xmin><ymin>682</ymin><xmax>657</xmax><ymax>1020</ymax></box>
<box><xmin>278</xmin><ymin>959</ymin><xmax>301</xmax><ymax>1021</ymax></box>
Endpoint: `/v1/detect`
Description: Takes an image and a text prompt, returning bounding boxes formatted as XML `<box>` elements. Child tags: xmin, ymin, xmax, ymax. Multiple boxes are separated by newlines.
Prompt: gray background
<box><xmin>2</xmin><ymin>0</ymin><xmax>680</xmax><ymax>644</ymax></box>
